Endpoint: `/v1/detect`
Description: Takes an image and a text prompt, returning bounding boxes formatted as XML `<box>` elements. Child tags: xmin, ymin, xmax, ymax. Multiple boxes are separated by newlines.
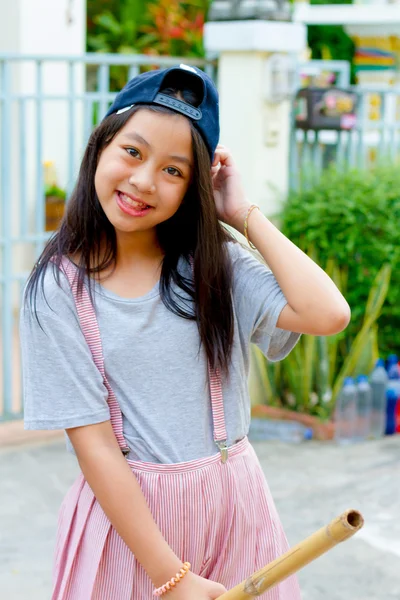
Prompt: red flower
<box><xmin>169</xmin><ymin>26</ymin><xmax>185</xmax><ymax>40</ymax></box>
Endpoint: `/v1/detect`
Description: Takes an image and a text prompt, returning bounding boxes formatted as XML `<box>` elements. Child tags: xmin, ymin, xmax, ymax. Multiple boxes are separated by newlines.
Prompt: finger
<box><xmin>212</xmin><ymin>152</ymin><xmax>220</xmax><ymax>168</ymax></box>
<box><xmin>215</xmin><ymin>147</ymin><xmax>234</xmax><ymax>168</ymax></box>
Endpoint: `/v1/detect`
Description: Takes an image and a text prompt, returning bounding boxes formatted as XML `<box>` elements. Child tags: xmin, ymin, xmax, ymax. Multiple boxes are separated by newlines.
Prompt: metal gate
<box><xmin>0</xmin><ymin>53</ymin><xmax>216</xmax><ymax>421</ymax></box>
<box><xmin>290</xmin><ymin>61</ymin><xmax>400</xmax><ymax>190</ymax></box>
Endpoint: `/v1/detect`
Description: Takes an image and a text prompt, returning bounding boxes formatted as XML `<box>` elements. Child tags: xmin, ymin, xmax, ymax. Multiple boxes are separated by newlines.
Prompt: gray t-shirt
<box><xmin>21</xmin><ymin>242</ymin><xmax>300</xmax><ymax>463</ymax></box>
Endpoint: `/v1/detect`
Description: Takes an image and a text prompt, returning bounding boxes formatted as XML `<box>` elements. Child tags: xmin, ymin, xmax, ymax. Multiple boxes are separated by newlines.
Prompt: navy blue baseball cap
<box><xmin>104</xmin><ymin>64</ymin><xmax>219</xmax><ymax>159</ymax></box>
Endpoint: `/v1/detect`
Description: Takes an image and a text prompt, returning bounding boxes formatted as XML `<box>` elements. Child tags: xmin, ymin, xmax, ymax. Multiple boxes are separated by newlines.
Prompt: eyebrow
<box><xmin>121</xmin><ymin>132</ymin><xmax>192</xmax><ymax>168</ymax></box>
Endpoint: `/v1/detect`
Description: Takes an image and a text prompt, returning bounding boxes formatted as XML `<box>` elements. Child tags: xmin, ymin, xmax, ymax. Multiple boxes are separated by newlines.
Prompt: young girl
<box><xmin>21</xmin><ymin>64</ymin><xmax>350</xmax><ymax>600</ymax></box>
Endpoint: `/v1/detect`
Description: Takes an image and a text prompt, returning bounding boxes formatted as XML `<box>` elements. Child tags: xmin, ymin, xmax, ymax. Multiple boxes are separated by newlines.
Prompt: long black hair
<box><xmin>25</xmin><ymin>83</ymin><xmax>235</xmax><ymax>372</ymax></box>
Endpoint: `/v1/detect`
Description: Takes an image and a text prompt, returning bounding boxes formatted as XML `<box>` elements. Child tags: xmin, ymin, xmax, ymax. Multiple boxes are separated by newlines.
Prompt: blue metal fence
<box><xmin>290</xmin><ymin>85</ymin><xmax>400</xmax><ymax>190</ymax></box>
<box><xmin>0</xmin><ymin>53</ymin><xmax>216</xmax><ymax>421</ymax></box>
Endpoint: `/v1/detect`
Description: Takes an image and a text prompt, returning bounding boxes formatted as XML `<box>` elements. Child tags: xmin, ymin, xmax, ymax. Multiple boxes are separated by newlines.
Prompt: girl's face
<box><xmin>95</xmin><ymin>108</ymin><xmax>193</xmax><ymax>235</ymax></box>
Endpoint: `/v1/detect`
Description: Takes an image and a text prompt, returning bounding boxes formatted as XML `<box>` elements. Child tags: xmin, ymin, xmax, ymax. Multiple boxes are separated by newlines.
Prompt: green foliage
<box><xmin>87</xmin><ymin>0</ymin><xmax>148</xmax><ymax>55</ymax></box>
<box><xmin>45</xmin><ymin>185</ymin><xmax>66</xmax><ymax>199</ymax></box>
<box><xmin>251</xmin><ymin>262</ymin><xmax>392</xmax><ymax>419</ymax></box>
<box><xmin>139</xmin><ymin>0</ymin><xmax>210</xmax><ymax>59</ymax></box>
<box><xmin>251</xmin><ymin>165</ymin><xmax>399</xmax><ymax>418</ymax></box>
<box><xmin>86</xmin><ymin>0</ymin><xmax>210</xmax><ymax>90</ymax></box>
<box><xmin>87</xmin><ymin>0</ymin><xmax>209</xmax><ymax>57</ymax></box>
<box><xmin>281</xmin><ymin>165</ymin><xmax>400</xmax><ymax>358</ymax></box>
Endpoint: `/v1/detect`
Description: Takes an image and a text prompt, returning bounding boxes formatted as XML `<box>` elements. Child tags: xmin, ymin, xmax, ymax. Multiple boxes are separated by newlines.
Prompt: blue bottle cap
<box><xmin>376</xmin><ymin>358</ymin><xmax>385</xmax><ymax>368</ymax></box>
<box><xmin>344</xmin><ymin>377</ymin><xmax>354</xmax><ymax>386</ymax></box>
<box><xmin>387</xmin><ymin>354</ymin><xmax>398</xmax><ymax>366</ymax></box>
<box><xmin>357</xmin><ymin>375</ymin><xmax>368</xmax><ymax>383</ymax></box>
<box><xmin>304</xmin><ymin>428</ymin><xmax>313</xmax><ymax>440</ymax></box>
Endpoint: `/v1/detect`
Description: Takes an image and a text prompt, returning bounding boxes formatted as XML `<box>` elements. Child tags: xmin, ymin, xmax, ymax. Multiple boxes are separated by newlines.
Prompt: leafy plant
<box><xmin>281</xmin><ymin>165</ymin><xmax>400</xmax><ymax>358</ymax></box>
<box><xmin>45</xmin><ymin>185</ymin><xmax>66</xmax><ymax>199</ymax></box>
<box><xmin>87</xmin><ymin>0</ymin><xmax>209</xmax><ymax>58</ymax></box>
<box><xmin>251</xmin><ymin>261</ymin><xmax>392</xmax><ymax>419</ymax></box>
<box><xmin>87</xmin><ymin>0</ymin><xmax>148</xmax><ymax>55</ymax></box>
<box><xmin>87</xmin><ymin>0</ymin><xmax>150</xmax><ymax>90</ymax></box>
<box><xmin>251</xmin><ymin>164</ymin><xmax>399</xmax><ymax>418</ymax></box>
<box><xmin>140</xmin><ymin>0</ymin><xmax>208</xmax><ymax>58</ymax></box>
<box><xmin>86</xmin><ymin>0</ymin><xmax>210</xmax><ymax>90</ymax></box>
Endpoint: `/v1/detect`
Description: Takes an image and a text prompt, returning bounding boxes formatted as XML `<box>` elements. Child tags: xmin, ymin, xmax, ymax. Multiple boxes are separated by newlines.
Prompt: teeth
<box><xmin>121</xmin><ymin>193</ymin><xmax>148</xmax><ymax>209</ymax></box>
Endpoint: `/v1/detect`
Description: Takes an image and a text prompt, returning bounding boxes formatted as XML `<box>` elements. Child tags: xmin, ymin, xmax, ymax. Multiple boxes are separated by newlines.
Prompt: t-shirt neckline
<box><xmin>91</xmin><ymin>278</ymin><xmax>160</xmax><ymax>303</ymax></box>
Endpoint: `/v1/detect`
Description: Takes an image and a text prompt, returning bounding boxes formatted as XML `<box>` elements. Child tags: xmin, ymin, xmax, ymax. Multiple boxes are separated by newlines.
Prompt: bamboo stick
<box><xmin>217</xmin><ymin>509</ymin><xmax>364</xmax><ymax>599</ymax></box>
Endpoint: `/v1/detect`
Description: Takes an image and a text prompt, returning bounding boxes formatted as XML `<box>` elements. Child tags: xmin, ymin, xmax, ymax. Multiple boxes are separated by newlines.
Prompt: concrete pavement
<box><xmin>1</xmin><ymin>435</ymin><xmax>399</xmax><ymax>599</ymax></box>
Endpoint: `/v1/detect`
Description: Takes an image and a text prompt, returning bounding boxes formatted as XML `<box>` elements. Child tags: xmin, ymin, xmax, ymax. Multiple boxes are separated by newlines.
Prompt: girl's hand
<box><xmin>166</xmin><ymin>571</ymin><xmax>227</xmax><ymax>599</ymax></box>
<box><xmin>211</xmin><ymin>144</ymin><xmax>250</xmax><ymax>232</ymax></box>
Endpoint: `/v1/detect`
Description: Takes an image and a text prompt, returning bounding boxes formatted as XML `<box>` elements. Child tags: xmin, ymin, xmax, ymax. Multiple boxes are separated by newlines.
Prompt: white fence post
<box><xmin>204</xmin><ymin>20</ymin><xmax>307</xmax><ymax>217</ymax></box>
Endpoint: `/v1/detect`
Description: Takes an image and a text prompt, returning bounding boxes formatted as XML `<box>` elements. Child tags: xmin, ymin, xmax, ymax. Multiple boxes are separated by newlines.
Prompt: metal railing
<box><xmin>0</xmin><ymin>52</ymin><xmax>217</xmax><ymax>421</ymax></box>
<box><xmin>289</xmin><ymin>86</ymin><xmax>400</xmax><ymax>190</ymax></box>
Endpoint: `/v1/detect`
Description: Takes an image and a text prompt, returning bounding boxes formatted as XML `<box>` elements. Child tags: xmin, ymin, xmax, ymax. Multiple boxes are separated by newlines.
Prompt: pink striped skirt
<box><xmin>52</xmin><ymin>438</ymin><xmax>301</xmax><ymax>599</ymax></box>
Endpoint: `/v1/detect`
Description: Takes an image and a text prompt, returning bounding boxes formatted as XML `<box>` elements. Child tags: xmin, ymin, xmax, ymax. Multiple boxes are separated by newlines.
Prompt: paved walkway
<box><xmin>1</xmin><ymin>435</ymin><xmax>399</xmax><ymax>599</ymax></box>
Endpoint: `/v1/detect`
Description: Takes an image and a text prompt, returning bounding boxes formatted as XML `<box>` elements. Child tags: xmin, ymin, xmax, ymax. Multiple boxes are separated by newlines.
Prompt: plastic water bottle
<box><xmin>385</xmin><ymin>369</ymin><xmax>400</xmax><ymax>435</ymax></box>
<box><xmin>385</xmin><ymin>389</ymin><xmax>398</xmax><ymax>435</ymax></box>
<box><xmin>386</xmin><ymin>354</ymin><xmax>398</xmax><ymax>371</ymax></box>
<box><xmin>334</xmin><ymin>377</ymin><xmax>357</xmax><ymax>444</ymax></box>
<box><xmin>370</xmin><ymin>359</ymin><xmax>388</xmax><ymax>439</ymax></box>
<box><xmin>249</xmin><ymin>419</ymin><xmax>313</xmax><ymax>443</ymax></box>
<box><xmin>355</xmin><ymin>375</ymin><xmax>372</xmax><ymax>441</ymax></box>
<box><xmin>388</xmin><ymin>361</ymin><xmax>400</xmax><ymax>379</ymax></box>
<box><xmin>396</xmin><ymin>389</ymin><xmax>400</xmax><ymax>434</ymax></box>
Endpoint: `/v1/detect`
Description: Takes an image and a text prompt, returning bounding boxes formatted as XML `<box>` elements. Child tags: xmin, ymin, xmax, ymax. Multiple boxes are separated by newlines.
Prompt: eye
<box><xmin>165</xmin><ymin>166</ymin><xmax>182</xmax><ymax>177</ymax></box>
<box><xmin>126</xmin><ymin>147</ymin><xmax>141</xmax><ymax>158</ymax></box>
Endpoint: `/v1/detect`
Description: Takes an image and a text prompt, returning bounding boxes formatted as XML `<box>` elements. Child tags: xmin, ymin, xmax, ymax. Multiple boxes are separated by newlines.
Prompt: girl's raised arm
<box><xmin>212</xmin><ymin>145</ymin><xmax>350</xmax><ymax>337</ymax></box>
<box><xmin>238</xmin><ymin>207</ymin><xmax>351</xmax><ymax>336</ymax></box>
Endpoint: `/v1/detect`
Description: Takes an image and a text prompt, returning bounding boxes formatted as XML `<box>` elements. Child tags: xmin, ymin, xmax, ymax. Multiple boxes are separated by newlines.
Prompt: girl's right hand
<box><xmin>165</xmin><ymin>571</ymin><xmax>227</xmax><ymax>599</ymax></box>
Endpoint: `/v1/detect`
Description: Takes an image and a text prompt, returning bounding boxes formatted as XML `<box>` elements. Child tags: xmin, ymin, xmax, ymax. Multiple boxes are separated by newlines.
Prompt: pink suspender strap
<box><xmin>58</xmin><ymin>258</ymin><xmax>130</xmax><ymax>455</ymax></box>
<box><xmin>58</xmin><ymin>257</ymin><xmax>229</xmax><ymax>462</ymax></box>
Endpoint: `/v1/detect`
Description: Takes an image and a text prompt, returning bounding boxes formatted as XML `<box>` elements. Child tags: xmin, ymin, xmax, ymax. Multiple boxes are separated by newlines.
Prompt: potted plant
<box><xmin>44</xmin><ymin>161</ymin><xmax>66</xmax><ymax>231</ymax></box>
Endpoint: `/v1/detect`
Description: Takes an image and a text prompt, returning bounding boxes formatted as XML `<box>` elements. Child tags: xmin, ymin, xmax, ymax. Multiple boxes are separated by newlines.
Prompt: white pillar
<box><xmin>204</xmin><ymin>20</ymin><xmax>306</xmax><ymax>216</ymax></box>
<box><xmin>0</xmin><ymin>0</ymin><xmax>86</xmax><ymax>55</ymax></box>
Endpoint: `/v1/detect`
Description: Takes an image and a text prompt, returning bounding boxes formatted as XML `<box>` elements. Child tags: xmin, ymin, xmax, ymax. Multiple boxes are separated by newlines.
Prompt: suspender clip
<box><xmin>216</xmin><ymin>440</ymin><xmax>228</xmax><ymax>464</ymax></box>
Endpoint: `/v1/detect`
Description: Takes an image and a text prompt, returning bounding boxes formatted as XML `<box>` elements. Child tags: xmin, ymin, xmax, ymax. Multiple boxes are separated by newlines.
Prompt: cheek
<box><xmin>95</xmin><ymin>157</ymin><xmax>126</xmax><ymax>193</ymax></box>
<box><xmin>163</xmin><ymin>180</ymin><xmax>190</xmax><ymax>208</ymax></box>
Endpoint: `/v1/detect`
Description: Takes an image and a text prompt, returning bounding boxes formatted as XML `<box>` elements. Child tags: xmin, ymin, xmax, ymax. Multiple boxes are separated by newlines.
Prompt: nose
<box><xmin>128</xmin><ymin>163</ymin><xmax>156</xmax><ymax>195</ymax></box>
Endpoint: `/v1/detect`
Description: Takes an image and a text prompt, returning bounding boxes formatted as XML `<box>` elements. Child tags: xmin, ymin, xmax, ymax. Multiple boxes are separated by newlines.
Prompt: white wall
<box><xmin>0</xmin><ymin>1</ymin><xmax>20</xmax><ymax>52</ymax></box>
<box><xmin>0</xmin><ymin>0</ymin><xmax>86</xmax><ymax>280</ymax></box>
<box><xmin>19</xmin><ymin>0</ymin><xmax>85</xmax><ymax>55</ymax></box>
<box><xmin>217</xmin><ymin>52</ymin><xmax>292</xmax><ymax>216</ymax></box>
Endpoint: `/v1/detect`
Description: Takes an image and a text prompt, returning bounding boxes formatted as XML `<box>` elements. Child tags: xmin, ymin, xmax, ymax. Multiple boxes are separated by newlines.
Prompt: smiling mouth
<box><xmin>117</xmin><ymin>191</ymin><xmax>152</xmax><ymax>209</ymax></box>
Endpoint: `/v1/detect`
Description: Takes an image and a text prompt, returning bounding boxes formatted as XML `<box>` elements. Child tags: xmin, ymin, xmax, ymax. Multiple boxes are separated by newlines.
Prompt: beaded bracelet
<box><xmin>243</xmin><ymin>204</ymin><xmax>259</xmax><ymax>250</ymax></box>
<box><xmin>153</xmin><ymin>562</ymin><xmax>191</xmax><ymax>597</ymax></box>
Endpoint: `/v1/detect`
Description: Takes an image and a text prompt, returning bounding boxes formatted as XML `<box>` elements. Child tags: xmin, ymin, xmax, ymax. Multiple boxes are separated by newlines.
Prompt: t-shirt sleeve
<box><xmin>230</xmin><ymin>242</ymin><xmax>300</xmax><ymax>361</ymax></box>
<box><xmin>20</xmin><ymin>267</ymin><xmax>110</xmax><ymax>430</ymax></box>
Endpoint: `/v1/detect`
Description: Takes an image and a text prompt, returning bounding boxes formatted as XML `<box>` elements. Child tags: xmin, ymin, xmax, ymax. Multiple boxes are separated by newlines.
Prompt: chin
<box><xmin>113</xmin><ymin>219</ymin><xmax>151</xmax><ymax>234</ymax></box>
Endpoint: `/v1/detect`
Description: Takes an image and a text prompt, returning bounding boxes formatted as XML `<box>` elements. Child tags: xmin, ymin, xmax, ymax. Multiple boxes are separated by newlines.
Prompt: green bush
<box><xmin>251</xmin><ymin>261</ymin><xmax>391</xmax><ymax>419</ymax></box>
<box><xmin>281</xmin><ymin>165</ymin><xmax>400</xmax><ymax>358</ymax></box>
